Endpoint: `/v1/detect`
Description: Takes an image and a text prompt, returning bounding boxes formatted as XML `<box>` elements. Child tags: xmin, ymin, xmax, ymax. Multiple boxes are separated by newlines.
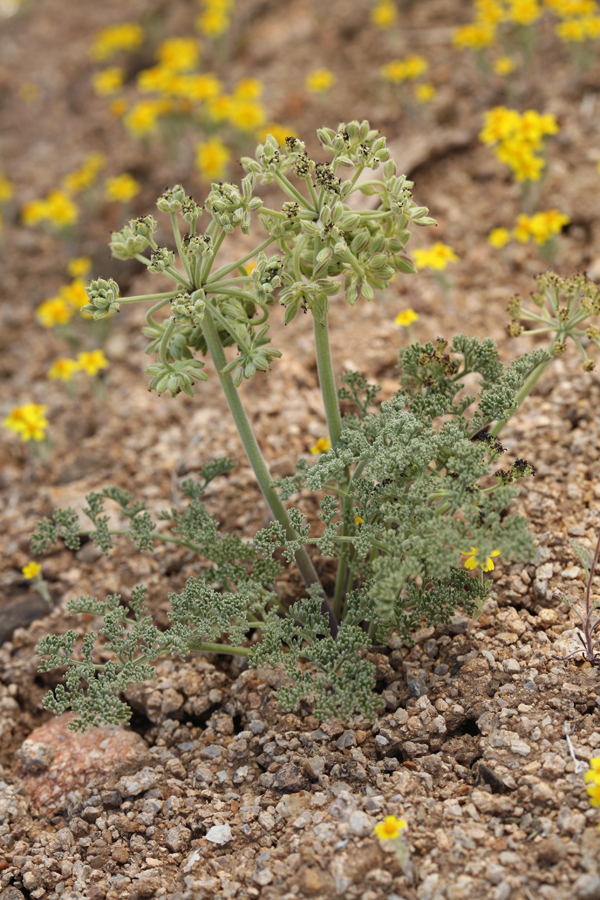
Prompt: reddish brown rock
<box><xmin>14</xmin><ymin>713</ymin><xmax>148</xmax><ymax>812</ymax></box>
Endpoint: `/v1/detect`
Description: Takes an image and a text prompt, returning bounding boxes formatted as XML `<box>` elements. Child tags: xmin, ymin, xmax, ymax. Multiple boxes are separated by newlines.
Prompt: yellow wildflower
<box><xmin>488</xmin><ymin>227</ymin><xmax>511</xmax><ymax>248</ymax></box>
<box><xmin>257</xmin><ymin>124</ymin><xmax>298</xmax><ymax>146</ymax></box>
<box><xmin>310</xmin><ymin>438</ymin><xmax>331</xmax><ymax>454</ymax></box>
<box><xmin>370</xmin><ymin>0</ymin><xmax>397</xmax><ymax>28</ymax></box>
<box><xmin>185</xmin><ymin>74</ymin><xmax>221</xmax><ymax>101</ymax></box>
<box><xmin>507</xmin><ymin>0</ymin><xmax>542</xmax><ymax>25</ymax></box>
<box><xmin>413</xmin><ymin>242</ymin><xmax>459</xmax><ymax>271</ymax></box>
<box><xmin>476</xmin><ymin>0</ymin><xmax>506</xmax><ymax>23</ymax></box>
<box><xmin>36</xmin><ymin>297</ymin><xmax>73</xmax><ymax>328</ymax></box>
<box><xmin>3</xmin><ymin>403</ymin><xmax>49</xmax><ymax>442</ymax></box>
<box><xmin>493</xmin><ymin>56</ymin><xmax>516</xmax><ymax>75</ymax></box>
<box><xmin>234</xmin><ymin>78</ymin><xmax>263</xmax><ymax>101</ymax></box>
<box><xmin>229</xmin><ymin>99</ymin><xmax>266</xmax><ymax>131</ymax></box>
<box><xmin>43</xmin><ymin>190</ymin><xmax>78</xmax><ymax>227</ymax></box>
<box><xmin>67</xmin><ymin>257</ymin><xmax>92</xmax><ymax>278</ymax></box>
<box><xmin>62</xmin><ymin>153</ymin><xmax>106</xmax><ymax>193</ymax></box>
<box><xmin>453</xmin><ymin>22</ymin><xmax>497</xmax><ymax>49</ymax></box>
<box><xmin>77</xmin><ymin>350</ymin><xmax>109</xmax><ymax>376</ymax></box>
<box><xmin>374</xmin><ymin>816</ymin><xmax>406</xmax><ymax>840</ymax></box>
<box><xmin>124</xmin><ymin>100</ymin><xmax>163</xmax><ymax>136</ymax></box>
<box><xmin>157</xmin><ymin>37</ymin><xmax>200</xmax><ymax>72</ymax></box>
<box><xmin>0</xmin><ymin>174</ymin><xmax>14</xmax><ymax>204</ymax></box>
<box><xmin>195</xmin><ymin>137</ymin><xmax>231</xmax><ymax>181</ymax></box>
<box><xmin>462</xmin><ymin>547</ymin><xmax>501</xmax><ymax>571</ymax></box>
<box><xmin>22</xmin><ymin>199</ymin><xmax>49</xmax><ymax>226</ymax></box>
<box><xmin>93</xmin><ymin>67</ymin><xmax>124</xmax><ymax>96</ymax></box>
<box><xmin>305</xmin><ymin>69</ymin><xmax>336</xmax><ymax>93</ymax></box>
<box><xmin>60</xmin><ymin>279</ymin><xmax>89</xmax><ymax>310</ymax></box>
<box><xmin>22</xmin><ymin>561</ymin><xmax>42</xmax><ymax>579</ymax></box>
<box><xmin>206</xmin><ymin>94</ymin><xmax>235</xmax><ymax>122</ymax></box>
<box><xmin>110</xmin><ymin>98</ymin><xmax>128</xmax><ymax>118</ymax></box>
<box><xmin>48</xmin><ymin>358</ymin><xmax>80</xmax><ymax>381</ymax></box>
<box><xmin>355</xmin><ymin>515</ymin><xmax>364</xmax><ymax>525</ymax></box>
<box><xmin>381</xmin><ymin>56</ymin><xmax>428</xmax><ymax>83</ymax></box>
<box><xmin>479</xmin><ymin>107</ymin><xmax>521</xmax><ymax>144</ymax></box>
<box><xmin>415</xmin><ymin>83</ymin><xmax>436</xmax><ymax>103</ymax></box>
<box><xmin>394</xmin><ymin>308</ymin><xmax>420</xmax><ymax>326</ymax></box>
<box><xmin>585</xmin><ymin>757</ymin><xmax>600</xmax><ymax>807</ymax></box>
<box><xmin>196</xmin><ymin>7</ymin><xmax>231</xmax><ymax>38</ymax></box>
<box><xmin>90</xmin><ymin>23</ymin><xmax>144</xmax><ymax>62</ymax></box>
<box><xmin>104</xmin><ymin>173</ymin><xmax>141</xmax><ymax>203</ymax></box>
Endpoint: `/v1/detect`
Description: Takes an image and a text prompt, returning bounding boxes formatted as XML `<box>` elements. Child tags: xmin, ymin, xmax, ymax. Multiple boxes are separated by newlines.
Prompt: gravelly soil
<box><xmin>1</xmin><ymin>1</ymin><xmax>600</xmax><ymax>898</ymax></box>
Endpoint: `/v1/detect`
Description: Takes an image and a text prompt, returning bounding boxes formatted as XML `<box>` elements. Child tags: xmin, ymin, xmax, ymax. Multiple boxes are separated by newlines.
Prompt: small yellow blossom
<box><xmin>355</xmin><ymin>515</ymin><xmax>365</xmax><ymax>525</ymax></box>
<box><xmin>48</xmin><ymin>358</ymin><xmax>80</xmax><ymax>381</ymax></box>
<box><xmin>494</xmin><ymin>56</ymin><xmax>516</xmax><ymax>75</ymax></box>
<box><xmin>3</xmin><ymin>403</ymin><xmax>49</xmax><ymax>442</ymax></box>
<box><xmin>229</xmin><ymin>99</ymin><xmax>266</xmax><ymax>131</ymax></box>
<box><xmin>77</xmin><ymin>350</ymin><xmax>109</xmax><ymax>376</ymax></box>
<box><xmin>93</xmin><ymin>67</ymin><xmax>124</xmax><ymax>96</ymax></box>
<box><xmin>104</xmin><ymin>173</ymin><xmax>141</xmax><ymax>203</ymax></box>
<box><xmin>381</xmin><ymin>56</ymin><xmax>427</xmax><ymax>83</ymax></box>
<box><xmin>19</xmin><ymin>82</ymin><xmax>39</xmax><ymax>103</ymax></box>
<box><xmin>415</xmin><ymin>83</ymin><xmax>436</xmax><ymax>103</ymax></box>
<box><xmin>62</xmin><ymin>154</ymin><xmax>106</xmax><ymax>193</ymax></box>
<box><xmin>36</xmin><ymin>297</ymin><xmax>74</xmax><ymax>328</ymax></box>
<box><xmin>310</xmin><ymin>438</ymin><xmax>331</xmax><ymax>454</ymax></box>
<box><xmin>22</xmin><ymin>561</ymin><xmax>42</xmax><ymax>579</ymax></box>
<box><xmin>394</xmin><ymin>308</ymin><xmax>420</xmax><ymax>326</ymax></box>
<box><xmin>60</xmin><ymin>279</ymin><xmax>89</xmax><ymax>309</ymax></box>
<box><xmin>206</xmin><ymin>94</ymin><xmax>235</xmax><ymax>122</ymax></box>
<box><xmin>462</xmin><ymin>547</ymin><xmax>501</xmax><ymax>571</ymax></box>
<box><xmin>453</xmin><ymin>22</ymin><xmax>497</xmax><ymax>49</ymax></box>
<box><xmin>195</xmin><ymin>137</ymin><xmax>231</xmax><ymax>181</ymax></box>
<box><xmin>507</xmin><ymin>0</ymin><xmax>542</xmax><ymax>25</ymax></box>
<box><xmin>110</xmin><ymin>98</ymin><xmax>128</xmax><ymax>118</ymax></box>
<box><xmin>413</xmin><ymin>243</ymin><xmax>459</xmax><ymax>271</ymax></box>
<box><xmin>305</xmin><ymin>69</ymin><xmax>336</xmax><ymax>93</ymax></box>
<box><xmin>0</xmin><ymin>174</ymin><xmax>14</xmax><ymax>204</ymax></box>
<box><xmin>257</xmin><ymin>124</ymin><xmax>298</xmax><ymax>146</ymax></box>
<box><xmin>584</xmin><ymin>757</ymin><xmax>600</xmax><ymax>807</ymax></box>
<box><xmin>234</xmin><ymin>78</ymin><xmax>263</xmax><ymax>101</ymax></box>
<box><xmin>90</xmin><ymin>23</ymin><xmax>144</xmax><ymax>62</ymax></box>
<box><xmin>157</xmin><ymin>37</ymin><xmax>200</xmax><ymax>72</ymax></box>
<box><xmin>25</xmin><ymin>190</ymin><xmax>78</xmax><ymax>228</ymax></box>
<box><xmin>124</xmin><ymin>100</ymin><xmax>163</xmax><ymax>136</ymax></box>
<box><xmin>374</xmin><ymin>816</ymin><xmax>406</xmax><ymax>840</ymax></box>
<box><xmin>370</xmin><ymin>0</ymin><xmax>397</xmax><ymax>28</ymax></box>
<box><xmin>196</xmin><ymin>0</ymin><xmax>233</xmax><ymax>39</ymax></box>
<box><xmin>488</xmin><ymin>227</ymin><xmax>511</xmax><ymax>248</ymax></box>
<box><xmin>476</xmin><ymin>0</ymin><xmax>506</xmax><ymax>23</ymax></box>
<box><xmin>67</xmin><ymin>257</ymin><xmax>92</xmax><ymax>278</ymax></box>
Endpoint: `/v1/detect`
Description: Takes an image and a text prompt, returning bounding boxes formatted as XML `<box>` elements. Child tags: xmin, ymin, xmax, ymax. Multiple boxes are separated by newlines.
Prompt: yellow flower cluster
<box><xmin>584</xmin><ymin>757</ymin><xmax>600</xmax><ymax>807</ymax></box>
<box><xmin>413</xmin><ymin>242</ymin><xmax>459</xmax><ymax>271</ymax></box>
<box><xmin>3</xmin><ymin>403</ymin><xmax>48</xmax><ymax>442</ymax></box>
<box><xmin>104</xmin><ymin>173</ymin><xmax>141</xmax><ymax>203</ymax></box>
<box><xmin>48</xmin><ymin>350</ymin><xmax>109</xmax><ymax>381</ymax></box>
<box><xmin>305</xmin><ymin>69</ymin><xmax>336</xmax><ymax>94</ymax></box>
<box><xmin>488</xmin><ymin>209</ymin><xmax>570</xmax><ymax>247</ymax></box>
<box><xmin>196</xmin><ymin>137</ymin><xmax>231</xmax><ymax>181</ymax></box>
<box><xmin>480</xmin><ymin>106</ymin><xmax>559</xmax><ymax>182</ymax></box>
<box><xmin>555</xmin><ymin>12</ymin><xmax>600</xmax><ymax>38</ymax></box>
<box><xmin>454</xmin><ymin>0</ymin><xmax>544</xmax><ymax>49</ymax></box>
<box><xmin>370</xmin><ymin>0</ymin><xmax>397</xmax><ymax>28</ymax></box>
<box><xmin>513</xmin><ymin>209</ymin><xmax>570</xmax><ymax>244</ymax></box>
<box><xmin>36</xmin><ymin>278</ymin><xmax>90</xmax><ymax>328</ymax></box>
<box><xmin>22</xmin><ymin>189</ymin><xmax>78</xmax><ymax>229</ymax></box>
<box><xmin>90</xmin><ymin>22</ymin><xmax>144</xmax><ymax>62</ymax></box>
<box><xmin>545</xmin><ymin>0</ymin><xmax>598</xmax><ymax>14</ymax></box>
<box><xmin>196</xmin><ymin>0</ymin><xmax>235</xmax><ymax>38</ymax></box>
<box><xmin>62</xmin><ymin>153</ymin><xmax>106</xmax><ymax>194</ymax></box>
<box><xmin>380</xmin><ymin>55</ymin><xmax>428</xmax><ymax>83</ymax></box>
<box><xmin>93</xmin><ymin>67</ymin><xmax>124</xmax><ymax>96</ymax></box>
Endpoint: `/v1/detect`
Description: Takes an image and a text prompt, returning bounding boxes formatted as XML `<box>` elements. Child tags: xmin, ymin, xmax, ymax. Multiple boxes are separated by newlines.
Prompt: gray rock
<box><xmin>448</xmin><ymin>615</ymin><xmax>469</xmax><ymax>635</ymax></box>
<box><xmin>494</xmin><ymin>883</ymin><xmax>512</xmax><ymax>900</ymax></box>
<box><xmin>252</xmin><ymin>867</ymin><xmax>273</xmax><ymax>886</ymax></box>
<box><xmin>272</xmin><ymin>763</ymin><xmax>308</xmax><ymax>793</ymax></box>
<box><xmin>205</xmin><ymin>823</ymin><xmax>232</xmax><ymax>845</ymax></box>
<box><xmin>575</xmin><ymin>874</ymin><xmax>600</xmax><ymax>900</ymax></box>
<box><xmin>115</xmin><ymin>767</ymin><xmax>160</xmax><ymax>798</ymax></box>
<box><xmin>0</xmin><ymin>888</ymin><xmax>26</xmax><ymax>900</ymax></box>
<box><xmin>199</xmin><ymin>744</ymin><xmax>224</xmax><ymax>759</ymax></box>
<box><xmin>165</xmin><ymin>824</ymin><xmax>192</xmax><ymax>853</ymax></box>
<box><xmin>15</xmin><ymin>740</ymin><xmax>54</xmax><ymax>773</ymax></box>
<box><xmin>249</xmin><ymin>719</ymin><xmax>265</xmax><ymax>734</ymax></box>
<box><xmin>536</xmin><ymin>834</ymin><xmax>567</xmax><ymax>865</ymax></box>
<box><xmin>348</xmin><ymin>810</ymin><xmax>375</xmax><ymax>836</ymax></box>
<box><xmin>303</xmin><ymin>756</ymin><xmax>325</xmax><ymax>780</ymax></box>
<box><xmin>336</xmin><ymin>730</ymin><xmax>356</xmax><ymax>750</ymax></box>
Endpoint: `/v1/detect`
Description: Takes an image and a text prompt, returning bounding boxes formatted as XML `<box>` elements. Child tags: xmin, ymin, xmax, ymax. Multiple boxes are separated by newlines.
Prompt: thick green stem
<box><xmin>313</xmin><ymin>313</ymin><xmax>343</xmax><ymax>447</ymax></box>
<box><xmin>490</xmin><ymin>355</ymin><xmax>554</xmax><ymax>437</ymax></box>
<box><xmin>201</xmin><ymin>301</ymin><xmax>337</xmax><ymax>636</ymax></box>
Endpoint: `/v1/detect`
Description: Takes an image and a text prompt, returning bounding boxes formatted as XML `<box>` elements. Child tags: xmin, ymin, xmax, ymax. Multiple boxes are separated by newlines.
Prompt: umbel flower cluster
<box><xmin>34</xmin><ymin>122</ymin><xmax>544</xmax><ymax>729</ymax></box>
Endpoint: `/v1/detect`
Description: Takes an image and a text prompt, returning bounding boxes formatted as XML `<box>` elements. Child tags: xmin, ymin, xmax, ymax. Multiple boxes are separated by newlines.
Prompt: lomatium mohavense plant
<box><xmin>34</xmin><ymin>121</ymin><xmax>545</xmax><ymax>730</ymax></box>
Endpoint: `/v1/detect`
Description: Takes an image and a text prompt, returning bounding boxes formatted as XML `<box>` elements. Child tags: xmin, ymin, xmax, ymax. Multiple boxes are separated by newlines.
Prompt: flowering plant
<box><xmin>34</xmin><ymin>121</ymin><xmax>543</xmax><ymax>729</ymax></box>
